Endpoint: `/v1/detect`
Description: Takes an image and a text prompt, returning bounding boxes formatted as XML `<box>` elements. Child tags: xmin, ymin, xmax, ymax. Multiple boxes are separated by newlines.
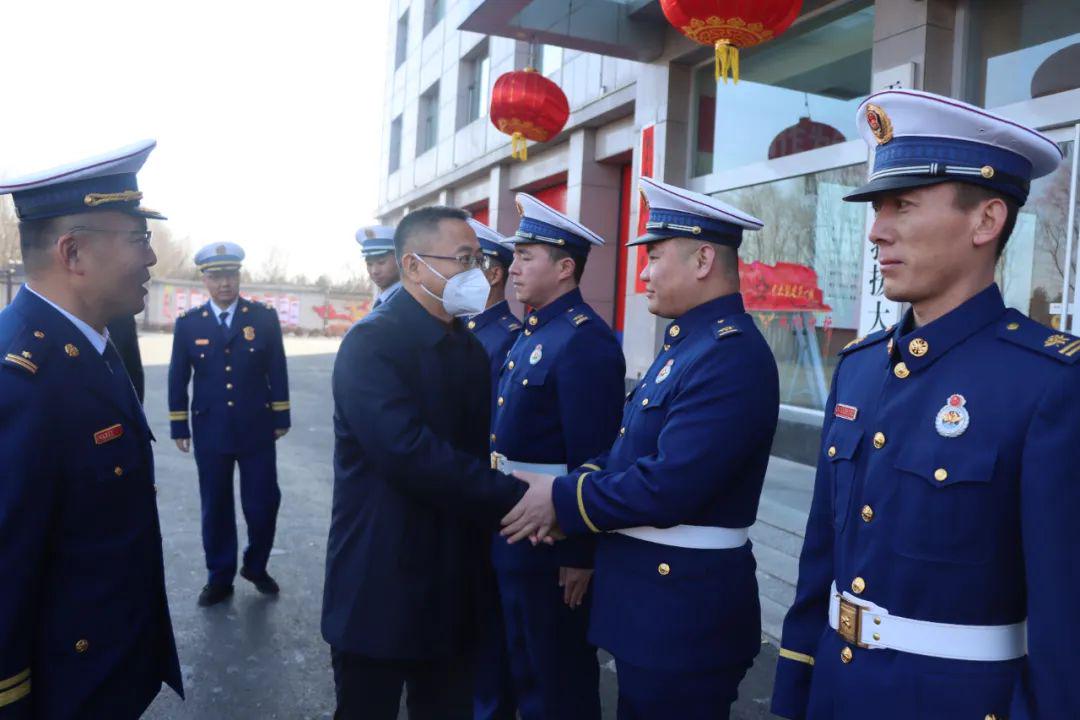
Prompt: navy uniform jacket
<box><xmin>168</xmin><ymin>297</ymin><xmax>290</xmax><ymax>455</ymax></box>
<box><xmin>491</xmin><ymin>288</ymin><xmax>625</xmax><ymax>571</ymax></box>
<box><xmin>772</xmin><ymin>284</ymin><xmax>1080</xmax><ymax>720</ymax></box>
<box><xmin>322</xmin><ymin>288</ymin><xmax>526</xmax><ymax>659</ymax></box>
<box><xmin>467</xmin><ymin>300</ymin><xmax>521</xmax><ymax>382</ymax></box>
<box><xmin>0</xmin><ymin>289</ymin><xmax>181</xmax><ymax>718</ymax></box>
<box><xmin>551</xmin><ymin>293</ymin><xmax>779</xmax><ymax>670</ymax></box>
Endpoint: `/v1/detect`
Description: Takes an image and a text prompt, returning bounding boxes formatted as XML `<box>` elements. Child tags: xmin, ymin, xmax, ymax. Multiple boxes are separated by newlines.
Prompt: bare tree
<box><xmin>255</xmin><ymin>246</ymin><xmax>290</xmax><ymax>284</ymax></box>
<box><xmin>149</xmin><ymin>220</ymin><xmax>201</xmax><ymax>280</ymax></box>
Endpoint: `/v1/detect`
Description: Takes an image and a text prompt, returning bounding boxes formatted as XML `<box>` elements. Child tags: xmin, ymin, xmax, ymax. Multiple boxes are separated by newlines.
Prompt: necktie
<box><xmin>219</xmin><ymin>311</ymin><xmax>229</xmax><ymax>327</ymax></box>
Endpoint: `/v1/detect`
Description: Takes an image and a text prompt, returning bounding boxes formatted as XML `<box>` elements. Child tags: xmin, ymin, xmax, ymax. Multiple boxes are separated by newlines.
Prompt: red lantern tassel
<box><xmin>714</xmin><ymin>40</ymin><xmax>740</xmax><ymax>84</ymax></box>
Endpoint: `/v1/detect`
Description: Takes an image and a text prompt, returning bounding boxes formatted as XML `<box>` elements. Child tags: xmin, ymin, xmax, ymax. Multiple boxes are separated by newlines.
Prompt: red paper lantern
<box><xmin>660</xmin><ymin>0</ymin><xmax>803</xmax><ymax>83</ymax></box>
<box><xmin>768</xmin><ymin>116</ymin><xmax>845</xmax><ymax>159</ymax></box>
<box><xmin>489</xmin><ymin>68</ymin><xmax>570</xmax><ymax>161</ymax></box>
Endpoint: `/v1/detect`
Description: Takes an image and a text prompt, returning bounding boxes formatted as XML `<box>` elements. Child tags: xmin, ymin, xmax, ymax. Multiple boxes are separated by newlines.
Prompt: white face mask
<box><xmin>411</xmin><ymin>254</ymin><xmax>490</xmax><ymax>317</ymax></box>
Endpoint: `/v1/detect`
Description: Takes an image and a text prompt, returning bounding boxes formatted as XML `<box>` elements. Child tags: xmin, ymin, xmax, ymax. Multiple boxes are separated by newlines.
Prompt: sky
<box><xmin>0</xmin><ymin>0</ymin><xmax>390</xmax><ymax>282</ymax></box>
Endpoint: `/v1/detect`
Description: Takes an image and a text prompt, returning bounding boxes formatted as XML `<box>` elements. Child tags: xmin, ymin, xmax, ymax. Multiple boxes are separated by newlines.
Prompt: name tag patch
<box><xmin>834</xmin><ymin>404</ymin><xmax>859</xmax><ymax>421</ymax></box>
<box><xmin>94</xmin><ymin>424</ymin><xmax>124</xmax><ymax>445</ymax></box>
<box><xmin>195</xmin><ymin>338</ymin><xmax>210</xmax><ymax>346</ymax></box>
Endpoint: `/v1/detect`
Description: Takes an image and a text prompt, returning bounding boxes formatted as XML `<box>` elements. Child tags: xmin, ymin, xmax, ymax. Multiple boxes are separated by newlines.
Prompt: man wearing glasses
<box><xmin>168</xmin><ymin>242</ymin><xmax>291</xmax><ymax>607</ymax></box>
<box><xmin>0</xmin><ymin>140</ymin><xmax>182</xmax><ymax>717</ymax></box>
<box><xmin>322</xmin><ymin>206</ymin><xmax>528</xmax><ymax>719</ymax></box>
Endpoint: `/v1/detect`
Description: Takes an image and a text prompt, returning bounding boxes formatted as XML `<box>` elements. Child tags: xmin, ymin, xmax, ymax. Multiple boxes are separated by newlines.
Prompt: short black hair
<box><xmin>393</xmin><ymin>206</ymin><xmax>470</xmax><ymax>259</ymax></box>
<box><xmin>543</xmin><ymin>245</ymin><xmax>587</xmax><ymax>284</ymax></box>
<box><xmin>18</xmin><ymin>218</ymin><xmax>58</xmax><ymax>272</ymax></box>
<box><xmin>952</xmin><ymin>183</ymin><xmax>1019</xmax><ymax>259</ymax></box>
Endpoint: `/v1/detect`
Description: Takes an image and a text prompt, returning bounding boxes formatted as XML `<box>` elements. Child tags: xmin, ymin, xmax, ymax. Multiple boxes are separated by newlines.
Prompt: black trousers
<box><xmin>331</xmin><ymin>649</ymin><xmax>473</xmax><ymax>720</ymax></box>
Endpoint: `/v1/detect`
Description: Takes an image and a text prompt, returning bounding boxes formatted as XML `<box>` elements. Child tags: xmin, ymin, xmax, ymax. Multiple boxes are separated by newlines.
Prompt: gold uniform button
<box><xmin>663</xmin><ymin>344</ymin><xmax>670</xmax><ymax>352</ymax></box>
<box><xmin>934</xmin><ymin>468</ymin><xmax>948</xmax><ymax>482</ymax></box>
<box><xmin>226</xmin><ymin>383</ymin><xmax>233</xmax><ymax>390</ymax></box>
<box><xmin>34</xmin><ymin>330</ymin><xmax>45</xmax><ymax>339</ymax></box>
<box><xmin>225</xmin><ymin>365</ymin><xmax>232</xmax><ymax>372</ymax></box>
<box><xmin>490</xmin><ymin>433</ymin><xmax>496</xmax><ymax>442</ymax></box>
<box><xmin>861</xmin><ymin>505</ymin><xmax>874</xmax><ymax>522</ymax></box>
<box><xmin>657</xmin><ymin>563</ymin><xmax>670</xmax><ymax>576</ymax></box>
<box><xmin>894</xmin><ymin>362</ymin><xmax>910</xmax><ymax>379</ymax></box>
<box><xmin>522</xmin><ymin>379</ymin><xmax>529</xmax><ymax>387</ymax></box>
<box><xmin>227</xmin><ymin>400</ymin><xmax>235</xmax><ymax>407</ymax></box>
<box><xmin>641</xmin><ymin>398</ymin><xmax>649</xmax><ymax>406</ymax></box>
<box><xmin>619</xmin><ymin>427</ymin><xmax>626</xmax><ymax>436</ymax></box>
<box><xmin>840</xmin><ymin>646</ymin><xmax>853</xmax><ymax>663</ymax></box>
<box><xmin>75</xmin><ymin>639</ymin><xmax>89</xmax><ymax>653</ymax></box>
<box><xmin>467</xmin><ymin>320</ymin><xmax>476</xmax><ymax>330</ymax></box>
<box><xmin>668</xmin><ymin>325</ymin><xmax>680</xmax><ymax>338</ymax></box>
<box><xmin>1006</xmin><ymin>323</ymin><xmax>1020</xmax><ymax>331</ymax></box>
<box><xmin>980</xmin><ymin>165</ymin><xmax>995</xmax><ymax>179</ymax></box>
<box><xmin>113</xmin><ymin>466</ymin><xmax>123</xmax><ymax>477</ymax></box>
<box><xmin>908</xmin><ymin>338</ymin><xmax>929</xmax><ymax>357</ymax></box>
<box><xmin>851</xmin><ymin>577</ymin><xmax>866</xmax><ymax>594</ymax></box>
<box><xmin>873</xmin><ymin>432</ymin><xmax>886</xmax><ymax>449</ymax></box>
<box><xmin>873</xmin><ymin>632</ymin><xmax>881</xmax><ymax>641</ymax></box>
<box><xmin>827</xmin><ymin>446</ymin><xmax>837</xmax><ymax>458</ymax></box>
<box><xmin>497</xmin><ymin>397</ymin><xmax>505</xmax><ymax>406</ymax></box>
<box><xmin>528</xmin><ymin>316</ymin><xmax>538</xmax><ymax>326</ymax></box>
<box><xmin>508</xmin><ymin>361</ymin><xmax>515</xmax><ymax>370</ymax></box>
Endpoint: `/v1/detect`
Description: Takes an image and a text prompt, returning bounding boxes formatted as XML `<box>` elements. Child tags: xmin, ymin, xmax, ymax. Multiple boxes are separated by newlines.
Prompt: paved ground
<box><xmin>140</xmin><ymin>334</ymin><xmax>783</xmax><ymax>719</ymax></box>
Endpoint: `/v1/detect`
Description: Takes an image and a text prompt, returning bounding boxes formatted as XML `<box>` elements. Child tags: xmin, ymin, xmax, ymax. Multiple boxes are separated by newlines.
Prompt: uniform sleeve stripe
<box><xmin>580</xmin><ymin>463</ymin><xmax>602</xmax><ymax>472</ymax></box>
<box><xmin>0</xmin><ymin>669</ymin><xmax>29</xmax><ymax>692</ymax></box>
<box><xmin>576</xmin><ymin>472</ymin><xmax>601</xmax><ymax>533</ymax></box>
<box><xmin>169</xmin><ymin>411</ymin><xmax>189</xmax><ymax>420</ymax></box>
<box><xmin>271</xmin><ymin>402</ymin><xmax>290</xmax><ymax>411</ymax></box>
<box><xmin>779</xmin><ymin>648</ymin><xmax>815</xmax><ymax>666</ymax></box>
<box><xmin>3</xmin><ymin>354</ymin><xmax>38</xmax><ymax>374</ymax></box>
<box><xmin>0</xmin><ymin>678</ymin><xmax>30</xmax><ymax>708</ymax></box>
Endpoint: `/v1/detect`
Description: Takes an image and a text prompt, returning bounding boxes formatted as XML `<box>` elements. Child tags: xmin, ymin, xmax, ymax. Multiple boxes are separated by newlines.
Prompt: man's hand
<box><xmin>501</xmin><ymin>470</ymin><xmax>557</xmax><ymax>545</ymax></box>
<box><xmin>175</xmin><ymin>438</ymin><xmax>191</xmax><ymax>453</ymax></box>
<box><xmin>274</xmin><ymin>428</ymin><xmax>289</xmax><ymax>440</ymax></box>
<box><xmin>559</xmin><ymin>567</ymin><xmax>593</xmax><ymax>609</ymax></box>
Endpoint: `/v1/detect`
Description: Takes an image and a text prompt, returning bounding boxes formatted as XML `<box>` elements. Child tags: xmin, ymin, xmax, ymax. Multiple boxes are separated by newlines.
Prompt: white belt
<box><xmin>491</xmin><ymin>453</ymin><xmax>567</xmax><ymax>477</ymax></box>
<box><xmin>614</xmin><ymin>525</ymin><xmax>750</xmax><ymax>550</ymax></box>
<box><xmin>827</xmin><ymin>582</ymin><xmax>1027</xmax><ymax>661</ymax></box>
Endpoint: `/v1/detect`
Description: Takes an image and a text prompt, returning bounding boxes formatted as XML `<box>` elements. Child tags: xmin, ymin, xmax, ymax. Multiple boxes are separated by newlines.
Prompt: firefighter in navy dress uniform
<box><xmin>0</xmin><ymin>140</ymin><xmax>182</xmax><ymax>717</ymax></box>
<box><xmin>770</xmin><ymin>90</ymin><xmax>1078</xmax><ymax>720</ymax></box>
<box><xmin>502</xmin><ymin>177</ymin><xmax>779</xmax><ymax>719</ymax></box>
<box><xmin>168</xmin><ymin>242</ymin><xmax>291</xmax><ymax>607</ymax></box>
<box><xmin>358</xmin><ymin>224</ymin><xmax>401</xmax><ymax>309</ymax></box>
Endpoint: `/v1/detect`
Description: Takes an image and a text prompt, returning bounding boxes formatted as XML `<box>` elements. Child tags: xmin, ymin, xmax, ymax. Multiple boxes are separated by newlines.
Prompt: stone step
<box><xmin>750</xmin><ymin>517</ymin><xmax>804</xmax><ymax>559</ymax></box>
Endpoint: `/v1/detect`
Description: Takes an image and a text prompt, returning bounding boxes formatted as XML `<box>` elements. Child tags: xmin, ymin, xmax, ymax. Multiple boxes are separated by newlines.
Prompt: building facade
<box><xmin>378</xmin><ymin>0</ymin><xmax>1080</xmax><ymax>464</ymax></box>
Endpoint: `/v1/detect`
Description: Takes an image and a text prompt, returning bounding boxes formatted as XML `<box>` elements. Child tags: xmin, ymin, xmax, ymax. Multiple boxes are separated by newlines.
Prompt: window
<box><xmin>423</xmin><ymin>0</ymin><xmax>445</xmax><ymax>36</ymax></box>
<box><xmin>995</xmin><ymin>137</ymin><xmax>1078</xmax><ymax>331</ymax></box>
<box><xmin>964</xmin><ymin>0</ymin><xmax>1080</xmax><ymax>107</ymax></box>
<box><xmin>714</xmin><ymin>164</ymin><xmax>869</xmax><ymax>410</ymax></box>
<box><xmin>458</xmin><ymin>44</ymin><xmax>491</xmax><ymax>129</ymax></box>
<box><xmin>417</xmin><ymin>82</ymin><xmax>440</xmax><ymax>155</ymax></box>
<box><xmin>690</xmin><ymin>4</ymin><xmax>874</xmax><ymax>176</ymax></box>
<box><xmin>540</xmin><ymin>45</ymin><xmax>563</xmax><ymax>77</ymax></box>
<box><xmin>395</xmin><ymin>10</ymin><xmax>409</xmax><ymax>69</ymax></box>
<box><xmin>388</xmin><ymin>115</ymin><xmax>402</xmax><ymax>174</ymax></box>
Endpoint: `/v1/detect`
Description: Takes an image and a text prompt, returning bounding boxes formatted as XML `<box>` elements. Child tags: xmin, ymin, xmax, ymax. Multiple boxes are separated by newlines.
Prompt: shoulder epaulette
<box><xmin>713</xmin><ymin>318</ymin><xmax>743</xmax><ymax>341</ymax></box>
<box><xmin>565</xmin><ymin>309</ymin><xmax>590</xmax><ymax>328</ymax></box>
<box><xmin>998</xmin><ymin>311</ymin><xmax>1080</xmax><ymax>365</ymax></box>
<box><xmin>2</xmin><ymin>326</ymin><xmax>49</xmax><ymax>376</ymax></box>
<box><xmin>500</xmin><ymin>315</ymin><xmax>522</xmax><ymax>333</ymax></box>
<box><xmin>839</xmin><ymin>326</ymin><xmax>892</xmax><ymax>357</ymax></box>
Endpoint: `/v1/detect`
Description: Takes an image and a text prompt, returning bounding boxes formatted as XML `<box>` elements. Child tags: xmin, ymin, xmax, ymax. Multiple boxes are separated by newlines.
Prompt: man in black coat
<box><xmin>322</xmin><ymin>206</ymin><xmax>527</xmax><ymax>720</ymax></box>
<box><xmin>107</xmin><ymin>314</ymin><xmax>144</xmax><ymax>403</ymax></box>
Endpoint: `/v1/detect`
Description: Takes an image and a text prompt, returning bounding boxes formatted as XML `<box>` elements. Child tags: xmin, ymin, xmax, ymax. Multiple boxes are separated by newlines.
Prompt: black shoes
<box><xmin>198</xmin><ymin>583</ymin><xmax>234</xmax><ymax>607</ymax></box>
<box><xmin>240</xmin><ymin>567</ymin><xmax>280</xmax><ymax>595</ymax></box>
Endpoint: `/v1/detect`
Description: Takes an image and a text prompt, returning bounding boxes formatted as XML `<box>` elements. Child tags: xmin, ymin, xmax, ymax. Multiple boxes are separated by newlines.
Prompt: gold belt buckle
<box><xmin>490</xmin><ymin>452</ymin><xmax>507</xmax><ymax>472</ymax></box>
<box><xmin>837</xmin><ymin>597</ymin><xmax>868</xmax><ymax>648</ymax></box>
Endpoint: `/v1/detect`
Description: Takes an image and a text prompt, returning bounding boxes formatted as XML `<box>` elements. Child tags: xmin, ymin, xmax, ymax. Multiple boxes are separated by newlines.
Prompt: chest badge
<box><xmin>529</xmin><ymin>344</ymin><xmax>543</xmax><ymax>365</ymax></box>
<box><xmin>935</xmin><ymin>394</ymin><xmax>970</xmax><ymax>438</ymax></box>
<box><xmin>243</xmin><ymin>326</ymin><xmax>256</xmax><ymax>341</ymax></box>
<box><xmin>655</xmin><ymin>358</ymin><xmax>674</xmax><ymax>383</ymax></box>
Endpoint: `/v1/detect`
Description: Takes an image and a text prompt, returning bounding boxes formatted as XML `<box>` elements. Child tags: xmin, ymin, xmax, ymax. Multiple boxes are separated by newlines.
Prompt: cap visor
<box><xmin>131</xmin><ymin>206</ymin><xmax>167</xmax><ymax>221</ymax></box>
<box><xmin>843</xmin><ymin>175</ymin><xmax>953</xmax><ymax>202</ymax></box>
<box><xmin>625</xmin><ymin>232</ymin><xmax>672</xmax><ymax>248</ymax></box>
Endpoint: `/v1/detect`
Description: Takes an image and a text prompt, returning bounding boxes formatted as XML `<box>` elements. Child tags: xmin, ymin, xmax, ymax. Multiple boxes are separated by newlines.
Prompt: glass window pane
<box><xmin>997</xmin><ymin>139</ymin><xmax>1078</xmax><ymax>330</ymax></box>
<box><xmin>965</xmin><ymin>0</ymin><xmax>1080</xmax><ymax>107</ymax></box>
<box><xmin>690</xmin><ymin>5</ymin><xmax>873</xmax><ymax>176</ymax></box>
<box><xmin>714</xmin><ymin>164</ymin><xmax>869</xmax><ymax>410</ymax></box>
